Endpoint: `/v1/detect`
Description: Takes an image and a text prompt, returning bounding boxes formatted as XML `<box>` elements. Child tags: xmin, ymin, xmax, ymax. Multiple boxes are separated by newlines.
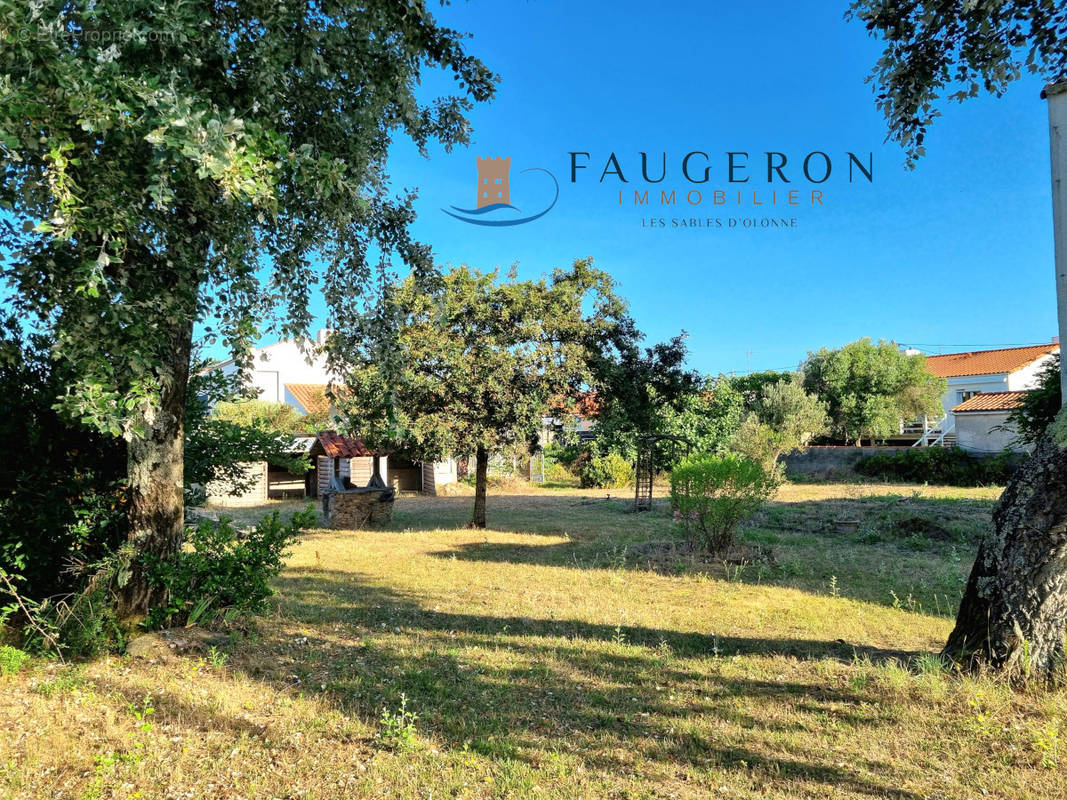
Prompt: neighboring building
<box><xmin>905</xmin><ymin>342</ymin><xmax>1058</xmax><ymax>447</ymax></box>
<box><xmin>924</xmin><ymin>343</ymin><xmax>1059</xmax><ymax>416</ymax></box>
<box><xmin>203</xmin><ymin>332</ymin><xmax>458</xmax><ymax>500</ymax></box>
<box><xmin>951</xmin><ymin>391</ymin><xmax>1030</xmax><ymax>454</ymax></box>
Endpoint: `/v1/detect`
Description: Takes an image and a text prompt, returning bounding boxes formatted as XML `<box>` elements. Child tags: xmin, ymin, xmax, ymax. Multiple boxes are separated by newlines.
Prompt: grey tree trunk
<box><xmin>943</xmin><ymin>424</ymin><xmax>1067</xmax><ymax>679</ymax></box>
<box><xmin>471</xmin><ymin>445</ymin><xmax>489</xmax><ymax>528</ymax></box>
<box><xmin>116</xmin><ymin>316</ymin><xmax>194</xmax><ymax>623</ymax></box>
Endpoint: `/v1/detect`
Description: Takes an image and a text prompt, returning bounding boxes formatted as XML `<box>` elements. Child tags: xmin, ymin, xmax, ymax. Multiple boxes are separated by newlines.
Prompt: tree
<box><xmin>847</xmin><ymin>0</ymin><xmax>1067</xmax><ymax>167</ymax></box>
<box><xmin>585</xmin><ymin>332</ymin><xmax>702</xmax><ymax>469</ymax></box>
<box><xmin>333</xmin><ymin>260</ymin><xmax>624</xmax><ymax>528</ymax></box>
<box><xmin>211</xmin><ymin>398</ymin><xmax>324</xmax><ymax>436</ymax></box>
<box><xmin>851</xmin><ymin>0</ymin><xmax>1067</xmax><ymax>676</ymax></box>
<box><xmin>0</xmin><ymin>2</ymin><xmax>495</xmax><ymax>620</ymax></box>
<box><xmin>802</xmin><ymin>338</ymin><xmax>945</xmax><ymax>445</ymax></box>
<box><xmin>730</xmin><ymin>374</ymin><xmax>829</xmax><ymax>472</ymax></box>
<box><xmin>1003</xmin><ymin>354</ymin><xmax>1061</xmax><ymax>445</ymax></box>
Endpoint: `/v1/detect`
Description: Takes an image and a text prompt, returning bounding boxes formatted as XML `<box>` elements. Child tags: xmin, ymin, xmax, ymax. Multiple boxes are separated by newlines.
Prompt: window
<box><xmin>494</xmin><ymin>178</ymin><xmax>503</xmax><ymax>184</ymax></box>
<box><xmin>957</xmin><ymin>390</ymin><xmax>979</xmax><ymax>403</ymax></box>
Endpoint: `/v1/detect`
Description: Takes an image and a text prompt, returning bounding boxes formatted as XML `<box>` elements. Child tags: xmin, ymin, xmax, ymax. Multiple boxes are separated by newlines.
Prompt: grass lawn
<box><xmin>3</xmin><ymin>481</ymin><xmax>1066</xmax><ymax>799</ymax></box>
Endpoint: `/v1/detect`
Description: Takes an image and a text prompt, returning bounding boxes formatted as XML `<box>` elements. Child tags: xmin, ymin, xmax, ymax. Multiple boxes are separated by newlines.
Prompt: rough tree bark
<box><xmin>471</xmin><ymin>444</ymin><xmax>489</xmax><ymax>529</ymax></box>
<box><xmin>115</xmin><ymin>312</ymin><xmax>195</xmax><ymax>624</ymax></box>
<box><xmin>943</xmin><ymin>415</ymin><xmax>1067</xmax><ymax>679</ymax></box>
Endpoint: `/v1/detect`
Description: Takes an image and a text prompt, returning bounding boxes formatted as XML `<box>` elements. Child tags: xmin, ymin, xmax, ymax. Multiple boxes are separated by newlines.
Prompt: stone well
<box><xmin>322</xmin><ymin>486</ymin><xmax>395</xmax><ymax>529</ymax></box>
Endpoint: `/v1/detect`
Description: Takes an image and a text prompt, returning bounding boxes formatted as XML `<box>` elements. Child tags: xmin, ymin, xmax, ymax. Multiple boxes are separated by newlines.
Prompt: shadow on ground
<box><xmin>224</xmin><ymin>567</ymin><xmax>934</xmax><ymax>799</ymax></box>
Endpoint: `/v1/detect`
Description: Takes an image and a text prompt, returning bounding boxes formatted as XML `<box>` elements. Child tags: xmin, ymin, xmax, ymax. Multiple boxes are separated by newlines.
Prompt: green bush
<box><xmin>579</xmin><ymin>452</ymin><xmax>634</xmax><ymax>489</ymax></box>
<box><xmin>855</xmin><ymin>448</ymin><xmax>1020</xmax><ymax>487</ymax></box>
<box><xmin>145</xmin><ymin>507</ymin><xmax>317</xmax><ymax>629</ymax></box>
<box><xmin>669</xmin><ymin>454</ymin><xmax>779</xmax><ymax>553</ymax></box>
<box><xmin>0</xmin><ymin>644</ymin><xmax>30</xmax><ymax>675</ymax></box>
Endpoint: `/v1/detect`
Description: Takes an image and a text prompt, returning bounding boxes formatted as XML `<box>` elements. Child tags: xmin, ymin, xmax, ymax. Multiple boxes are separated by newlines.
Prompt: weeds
<box><xmin>378</xmin><ymin>693</ymin><xmax>419</xmax><ymax>751</ymax></box>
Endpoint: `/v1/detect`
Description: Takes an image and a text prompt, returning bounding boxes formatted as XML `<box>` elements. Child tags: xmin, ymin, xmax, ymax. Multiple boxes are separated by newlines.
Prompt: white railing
<box><xmin>910</xmin><ymin>414</ymin><xmax>952</xmax><ymax>447</ymax></box>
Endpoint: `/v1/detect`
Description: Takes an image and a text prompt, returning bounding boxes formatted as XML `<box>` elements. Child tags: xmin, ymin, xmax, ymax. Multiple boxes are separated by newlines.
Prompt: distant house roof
<box><xmin>952</xmin><ymin>391</ymin><xmax>1029</xmax><ymax>413</ymax></box>
<box><xmin>311</xmin><ymin>430</ymin><xmax>376</xmax><ymax>458</ymax></box>
<box><xmin>924</xmin><ymin>344</ymin><xmax>1058</xmax><ymax>378</ymax></box>
<box><xmin>285</xmin><ymin>383</ymin><xmax>331</xmax><ymax>416</ymax></box>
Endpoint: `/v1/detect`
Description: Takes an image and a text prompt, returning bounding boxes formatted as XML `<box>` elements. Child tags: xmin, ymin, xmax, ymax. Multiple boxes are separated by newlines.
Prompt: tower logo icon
<box><xmin>476</xmin><ymin>156</ymin><xmax>511</xmax><ymax>208</ymax></box>
<box><xmin>442</xmin><ymin>156</ymin><xmax>558</xmax><ymax>227</ymax></box>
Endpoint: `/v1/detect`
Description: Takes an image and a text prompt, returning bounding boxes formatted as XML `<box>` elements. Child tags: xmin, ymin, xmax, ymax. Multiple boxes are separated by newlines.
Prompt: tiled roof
<box><xmin>285</xmin><ymin>383</ymin><xmax>331</xmax><ymax>416</ymax></box>
<box><xmin>924</xmin><ymin>345</ymin><xmax>1058</xmax><ymax>378</ymax></box>
<box><xmin>315</xmin><ymin>430</ymin><xmax>375</xmax><ymax>458</ymax></box>
<box><xmin>952</xmin><ymin>391</ymin><xmax>1029</xmax><ymax>413</ymax></box>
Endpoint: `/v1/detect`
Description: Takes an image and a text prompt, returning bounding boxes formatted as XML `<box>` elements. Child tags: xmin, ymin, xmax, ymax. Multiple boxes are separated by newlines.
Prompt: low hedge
<box><xmin>855</xmin><ymin>447</ymin><xmax>1021</xmax><ymax>487</ymax></box>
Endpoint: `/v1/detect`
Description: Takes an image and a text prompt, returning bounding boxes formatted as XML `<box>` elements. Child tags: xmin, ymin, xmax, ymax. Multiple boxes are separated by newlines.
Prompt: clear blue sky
<box><xmin>312</xmin><ymin>0</ymin><xmax>1057</xmax><ymax>375</ymax></box>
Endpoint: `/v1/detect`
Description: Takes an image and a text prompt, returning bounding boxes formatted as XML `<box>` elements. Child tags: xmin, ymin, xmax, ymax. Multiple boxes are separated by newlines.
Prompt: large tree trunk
<box><xmin>471</xmin><ymin>445</ymin><xmax>489</xmax><ymax>528</ymax></box>
<box><xmin>943</xmin><ymin>426</ymin><xmax>1067</xmax><ymax>679</ymax></box>
<box><xmin>116</xmin><ymin>315</ymin><xmax>194</xmax><ymax>624</ymax></box>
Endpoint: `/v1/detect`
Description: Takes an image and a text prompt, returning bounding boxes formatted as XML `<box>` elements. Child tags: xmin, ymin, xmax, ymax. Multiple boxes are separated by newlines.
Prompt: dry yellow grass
<box><xmin>2</xmin><ymin>481</ymin><xmax>1065</xmax><ymax>799</ymax></box>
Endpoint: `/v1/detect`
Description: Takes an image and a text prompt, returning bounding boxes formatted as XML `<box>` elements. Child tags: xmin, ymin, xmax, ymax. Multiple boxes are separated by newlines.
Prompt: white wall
<box><xmin>214</xmin><ymin>335</ymin><xmax>337</xmax><ymax>408</ymax></box>
<box><xmin>1006</xmin><ymin>352</ymin><xmax>1058</xmax><ymax>391</ymax></box>
<box><xmin>955</xmin><ymin>412</ymin><xmax>1028</xmax><ymax>454</ymax></box>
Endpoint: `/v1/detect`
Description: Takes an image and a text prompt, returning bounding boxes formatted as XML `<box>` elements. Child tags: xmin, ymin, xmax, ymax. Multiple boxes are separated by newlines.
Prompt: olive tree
<box><xmin>0</xmin><ymin>1</ymin><xmax>495</xmax><ymax>620</ymax></box>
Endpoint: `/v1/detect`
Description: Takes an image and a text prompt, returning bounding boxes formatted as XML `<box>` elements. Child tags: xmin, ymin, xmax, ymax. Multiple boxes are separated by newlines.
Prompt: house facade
<box><xmin>917</xmin><ymin>342</ymin><xmax>1058</xmax><ymax>453</ymax></box>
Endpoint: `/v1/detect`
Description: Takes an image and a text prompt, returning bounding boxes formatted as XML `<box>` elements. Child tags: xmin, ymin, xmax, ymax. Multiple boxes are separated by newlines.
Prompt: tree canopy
<box><xmin>802</xmin><ymin>338</ymin><xmax>945</xmax><ymax>445</ymax></box>
<box><xmin>847</xmin><ymin>0</ymin><xmax>1067</xmax><ymax>166</ymax></box>
<box><xmin>334</xmin><ymin>260</ymin><xmax>626</xmax><ymax>527</ymax></box>
<box><xmin>0</xmin><ymin>0</ymin><xmax>496</xmax><ymax>618</ymax></box>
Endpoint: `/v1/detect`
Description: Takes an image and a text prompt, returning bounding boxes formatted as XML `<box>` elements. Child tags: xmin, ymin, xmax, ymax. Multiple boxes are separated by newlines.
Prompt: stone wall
<box><xmin>323</xmin><ymin>490</ymin><xmax>394</xmax><ymax>529</ymax></box>
<box><xmin>783</xmin><ymin>446</ymin><xmax>914</xmax><ymax>477</ymax></box>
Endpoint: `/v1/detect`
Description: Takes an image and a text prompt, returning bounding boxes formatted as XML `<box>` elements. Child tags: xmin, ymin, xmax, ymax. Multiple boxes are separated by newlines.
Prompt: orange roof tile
<box><xmin>313</xmin><ymin>430</ymin><xmax>375</xmax><ymax>458</ymax></box>
<box><xmin>924</xmin><ymin>345</ymin><xmax>1058</xmax><ymax>378</ymax></box>
<box><xmin>285</xmin><ymin>383</ymin><xmax>331</xmax><ymax>416</ymax></box>
<box><xmin>952</xmin><ymin>391</ymin><xmax>1029</xmax><ymax>413</ymax></box>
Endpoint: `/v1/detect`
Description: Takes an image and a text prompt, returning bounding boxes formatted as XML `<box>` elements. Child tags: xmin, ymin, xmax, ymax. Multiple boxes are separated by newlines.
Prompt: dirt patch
<box><xmin>888</xmin><ymin>514</ymin><xmax>955</xmax><ymax>540</ymax></box>
<box><xmin>627</xmin><ymin>538</ymin><xmax>775</xmax><ymax>573</ymax></box>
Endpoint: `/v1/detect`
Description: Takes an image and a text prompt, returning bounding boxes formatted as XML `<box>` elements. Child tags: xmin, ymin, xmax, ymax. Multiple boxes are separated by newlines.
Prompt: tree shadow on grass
<box><xmin>406</xmin><ymin>492</ymin><xmax>988</xmax><ymax>617</ymax></box>
<box><xmin>228</xmin><ymin>567</ymin><xmax>933</xmax><ymax>799</ymax></box>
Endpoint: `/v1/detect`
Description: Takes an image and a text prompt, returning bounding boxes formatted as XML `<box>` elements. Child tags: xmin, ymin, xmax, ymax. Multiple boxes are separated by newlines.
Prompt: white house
<box><xmin>204</xmin><ymin>331</ymin><xmax>458</xmax><ymax>498</ymax></box>
<box><xmin>915</xmin><ymin>342</ymin><xmax>1059</xmax><ymax>453</ymax></box>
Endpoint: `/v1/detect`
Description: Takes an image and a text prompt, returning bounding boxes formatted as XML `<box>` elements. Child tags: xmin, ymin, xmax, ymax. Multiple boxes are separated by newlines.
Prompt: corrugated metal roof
<box><xmin>925</xmin><ymin>345</ymin><xmax>1058</xmax><ymax>378</ymax></box>
<box><xmin>951</xmin><ymin>391</ymin><xmax>1029</xmax><ymax>413</ymax></box>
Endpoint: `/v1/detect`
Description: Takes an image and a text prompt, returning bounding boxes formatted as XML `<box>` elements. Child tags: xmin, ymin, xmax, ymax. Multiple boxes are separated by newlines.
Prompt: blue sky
<box><xmin>311</xmin><ymin>0</ymin><xmax>1057</xmax><ymax>375</ymax></box>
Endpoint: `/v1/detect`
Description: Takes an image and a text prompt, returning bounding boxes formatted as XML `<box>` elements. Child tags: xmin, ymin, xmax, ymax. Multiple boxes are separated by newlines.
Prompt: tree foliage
<box><xmin>847</xmin><ymin>0</ymin><xmax>1067</xmax><ymax>166</ymax></box>
<box><xmin>334</xmin><ymin>260</ymin><xmax>626</xmax><ymax>526</ymax></box>
<box><xmin>669</xmin><ymin>454</ymin><xmax>778</xmax><ymax>554</ymax></box>
<box><xmin>802</xmin><ymin>338</ymin><xmax>945</xmax><ymax>445</ymax></box>
<box><xmin>0</xmin><ymin>320</ymin><xmax>126</xmax><ymax>599</ymax></box>
<box><xmin>1003</xmin><ymin>353</ymin><xmax>1061</xmax><ymax>445</ymax></box>
<box><xmin>0</xmin><ymin>0</ymin><xmax>496</xmax><ymax>617</ymax></box>
<box><xmin>730</xmin><ymin>374</ymin><xmax>829</xmax><ymax>471</ymax></box>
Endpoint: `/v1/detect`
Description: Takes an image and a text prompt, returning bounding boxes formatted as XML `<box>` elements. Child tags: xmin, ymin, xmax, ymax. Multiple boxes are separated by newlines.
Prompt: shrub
<box><xmin>855</xmin><ymin>448</ymin><xmax>1020</xmax><ymax>487</ymax></box>
<box><xmin>579</xmin><ymin>452</ymin><xmax>634</xmax><ymax>489</ymax></box>
<box><xmin>145</xmin><ymin>507</ymin><xmax>317</xmax><ymax>629</ymax></box>
<box><xmin>669</xmin><ymin>454</ymin><xmax>779</xmax><ymax>553</ymax></box>
<box><xmin>0</xmin><ymin>644</ymin><xmax>30</xmax><ymax>675</ymax></box>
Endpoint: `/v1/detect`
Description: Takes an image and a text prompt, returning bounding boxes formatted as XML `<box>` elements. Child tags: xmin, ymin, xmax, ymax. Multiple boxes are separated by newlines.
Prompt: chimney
<box><xmin>1053</xmin><ymin>336</ymin><xmax>1060</xmax><ymax>345</ymax></box>
<box><xmin>317</xmin><ymin>329</ymin><xmax>333</xmax><ymax>346</ymax></box>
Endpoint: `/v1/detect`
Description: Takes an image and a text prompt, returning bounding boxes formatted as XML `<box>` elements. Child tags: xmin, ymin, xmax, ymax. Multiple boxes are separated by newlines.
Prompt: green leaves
<box><xmin>802</xmin><ymin>338</ymin><xmax>946</xmax><ymax>444</ymax></box>
<box><xmin>847</xmin><ymin>0</ymin><xmax>1067</xmax><ymax>166</ymax></box>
